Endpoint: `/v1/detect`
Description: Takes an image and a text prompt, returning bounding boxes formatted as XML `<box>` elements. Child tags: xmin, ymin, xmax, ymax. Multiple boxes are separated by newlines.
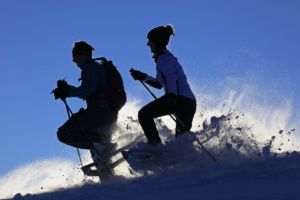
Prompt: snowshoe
<box><xmin>121</xmin><ymin>142</ymin><xmax>180</xmax><ymax>174</ymax></box>
<box><xmin>81</xmin><ymin>135</ymin><xmax>144</xmax><ymax>179</ymax></box>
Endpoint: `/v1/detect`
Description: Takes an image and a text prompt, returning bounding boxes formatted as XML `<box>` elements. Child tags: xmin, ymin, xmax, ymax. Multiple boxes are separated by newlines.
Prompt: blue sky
<box><xmin>0</xmin><ymin>0</ymin><xmax>299</xmax><ymax>176</ymax></box>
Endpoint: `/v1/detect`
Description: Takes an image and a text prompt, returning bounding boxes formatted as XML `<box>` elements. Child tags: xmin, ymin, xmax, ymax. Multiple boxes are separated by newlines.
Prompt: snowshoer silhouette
<box><xmin>130</xmin><ymin>25</ymin><xmax>197</xmax><ymax>144</ymax></box>
<box><xmin>53</xmin><ymin>41</ymin><xmax>125</xmax><ymax>181</ymax></box>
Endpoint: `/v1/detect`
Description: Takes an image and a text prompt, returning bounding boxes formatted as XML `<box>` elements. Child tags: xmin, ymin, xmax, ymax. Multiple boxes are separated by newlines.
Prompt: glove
<box><xmin>130</xmin><ymin>68</ymin><xmax>148</xmax><ymax>81</ymax></box>
<box><xmin>57</xmin><ymin>79</ymin><xmax>68</xmax><ymax>89</ymax></box>
<box><xmin>52</xmin><ymin>87</ymin><xmax>69</xmax><ymax>100</ymax></box>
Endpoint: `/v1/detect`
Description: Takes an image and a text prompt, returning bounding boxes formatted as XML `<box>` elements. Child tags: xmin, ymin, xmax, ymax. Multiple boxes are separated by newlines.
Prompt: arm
<box><xmin>130</xmin><ymin>68</ymin><xmax>163</xmax><ymax>89</ymax></box>
<box><xmin>67</xmin><ymin>67</ymin><xmax>98</xmax><ymax>99</ymax></box>
<box><xmin>156</xmin><ymin>57</ymin><xmax>177</xmax><ymax>94</ymax></box>
<box><xmin>144</xmin><ymin>76</ymin><xmax>163</xmax><ymax>89</ymax></box>
<box><xmin>130</xmin><ymin>68</ymin><xmax>162</xmax><ymax>89</ymax></box>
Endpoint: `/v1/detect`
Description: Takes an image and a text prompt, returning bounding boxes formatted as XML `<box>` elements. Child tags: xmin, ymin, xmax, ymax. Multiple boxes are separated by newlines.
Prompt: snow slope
<box><xmin>1</xmin><ymin>88</ymin><xmax>299</xmax><ymax>200</ymax></box>
<box><xmin>8</xmin><ymin>153</ymin><xmax>300</xmax><ymax>200</ymax></box>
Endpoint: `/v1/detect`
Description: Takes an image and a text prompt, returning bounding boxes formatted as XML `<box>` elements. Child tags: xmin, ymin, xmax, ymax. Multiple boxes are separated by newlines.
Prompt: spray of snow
<box><xmin>0</xmin><ymin>159</ymin><xmax>83</xmax><ymax>198</ymax></box>
<box><xmin>0</xmin><ymin>82</ymin><xmax>299</xmax><ymax>199</ymax></box>
<box><xmin>0</xmin><ymin>101</ymin><xmax>144</xmax><ymax>199</ymax></box>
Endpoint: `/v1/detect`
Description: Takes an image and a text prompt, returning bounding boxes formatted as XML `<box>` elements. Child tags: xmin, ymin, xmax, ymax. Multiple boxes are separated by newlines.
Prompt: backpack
<box><xmin>94</xmin><ymin>57</ymin><xmax>127</xmax><ymax>111</ymax></box>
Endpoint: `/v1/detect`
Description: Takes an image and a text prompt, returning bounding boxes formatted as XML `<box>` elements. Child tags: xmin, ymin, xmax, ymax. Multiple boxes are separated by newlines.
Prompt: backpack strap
<box><xmin>95</xmin><ymin>57</ymin><xmax>110</xmax><ymax>94</ymax></box>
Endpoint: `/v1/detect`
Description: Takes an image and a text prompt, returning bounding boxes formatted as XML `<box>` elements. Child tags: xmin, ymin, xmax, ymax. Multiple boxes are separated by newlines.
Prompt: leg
<box><xmin>87</xmin><ymin>108</ymin><xmax>117</xmax><ymax>180</ymax></box>
<box><xmin>57</xmin><ymin>109</ymin><xmax>93</xmax><ymax>149</ymax></box>
<box><xmin>89</xmin><ymin>144</ymin><xmax>114</xmax><ymax>182</ymax></box>
<box><xmin>138</xmin><ymin>94</ymin><xmax>176</xmax><ymax>143</ymax></box>
<box><xmin>175</xmin><ymin>96</ymin><xmax>197</xmax><ymax>137</ymax></box>
<box><xmin>83</xmin><ymin>108</ymin><xmax>117</xmax><ymax>144</ymax></box>
<box><xmin>57</xmin><ymin>108</ymin><xmax>117</xmax><ymax>149</ymax></box>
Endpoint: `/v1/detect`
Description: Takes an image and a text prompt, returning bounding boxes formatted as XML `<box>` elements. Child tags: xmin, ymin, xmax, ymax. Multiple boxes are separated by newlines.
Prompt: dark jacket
<box><xmin>67</xmin><ymin>59</ymin><xmax>109</xmax><ymax>109</ymax></box>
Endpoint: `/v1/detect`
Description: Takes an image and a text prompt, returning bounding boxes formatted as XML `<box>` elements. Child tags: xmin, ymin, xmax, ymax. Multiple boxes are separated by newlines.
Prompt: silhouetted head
<box><xmin>72</xmin><ymin>41</ymin><xmax>94</xmax><ymax>66</ymax></box>
<box><xmin>147</xmin><ymin>25</ymin><xmax>175</xmax><ymax>54</ymax></box>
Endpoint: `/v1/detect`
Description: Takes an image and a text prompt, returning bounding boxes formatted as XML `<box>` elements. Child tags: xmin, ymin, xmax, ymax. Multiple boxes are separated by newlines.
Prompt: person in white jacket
<box><xmin>130</xmin><ymin>25</ymin><xmax>197</xmax><ymax>144</ymax></box>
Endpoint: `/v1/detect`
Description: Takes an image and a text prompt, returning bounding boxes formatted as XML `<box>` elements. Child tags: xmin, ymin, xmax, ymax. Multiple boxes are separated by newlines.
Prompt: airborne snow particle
<box><xmin>271</xmin><ymin>136</ymin><xmax>276</xmax><ymax>141</ymax></box>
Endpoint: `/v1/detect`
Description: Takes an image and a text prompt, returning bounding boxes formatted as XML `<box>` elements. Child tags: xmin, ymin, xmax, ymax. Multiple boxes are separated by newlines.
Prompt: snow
<box><xmin>7</xmin><ymin>154</ymin><xmax>300</xmax><ymax>200</ymax></box>
<box><xmin>1</xmin><ymin>91</ymin><xmax>300</xmax><ymax>200</ymax></box>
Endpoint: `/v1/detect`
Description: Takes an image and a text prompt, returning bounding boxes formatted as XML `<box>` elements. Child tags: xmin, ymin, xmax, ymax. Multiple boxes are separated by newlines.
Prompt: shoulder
<box><xmin>83</xmin><ymin>60</ymin><xmax>101</xmax><ymax>70</ymax></box>
<box><xmin>81</xmin><ymin>60</ymin><xmax>103</xmax><ymax>77</ymax></box>
<box><xmin>157</xmin><ymin>50</ymin><xmax>176</xmax><ymax>66</ymax></box>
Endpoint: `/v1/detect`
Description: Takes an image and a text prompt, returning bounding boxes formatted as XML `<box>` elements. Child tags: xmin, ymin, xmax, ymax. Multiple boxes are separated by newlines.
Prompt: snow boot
<box><xmin>90</xmin><ymin>143</ymin><xmax>116</xmax><ymax>182</ymax></box>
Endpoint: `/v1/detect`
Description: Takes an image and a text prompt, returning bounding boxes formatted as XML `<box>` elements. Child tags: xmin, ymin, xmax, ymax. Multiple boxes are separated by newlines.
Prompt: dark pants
<box><xmin>138</xmin><ymin>94</ymin><xmax>196</xmax><ymax>143</ymax></box>
<box><xmin>57</xmin><ymin>107</ymin><xmax>117</xmax><ymax>149</ymax></box>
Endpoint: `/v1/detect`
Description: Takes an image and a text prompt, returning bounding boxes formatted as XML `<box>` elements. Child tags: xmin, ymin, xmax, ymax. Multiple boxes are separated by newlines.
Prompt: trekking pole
<box><xmin>140</xmin><ymin>81</ymin><xmax>177</xmax><ymax>122</ymax></box>
<box><xmin>140</xmin><ymin>81</ymin><xmax>158</xmax><ymax>100</ymax></box>
<box><xmin>139</xmin><ymin>80</ymin><xmax>218</xmax><ymax>164</ymax></box>
<box><xmin>61</xmin><ymin>99</ymin><xmax>84</xmax><ymax>167</ymax></box>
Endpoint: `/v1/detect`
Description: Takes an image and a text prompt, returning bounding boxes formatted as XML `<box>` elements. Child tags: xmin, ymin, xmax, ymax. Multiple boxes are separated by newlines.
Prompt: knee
<box><xmin>138</xmin><ymin>107</ymin><xmax>148</xmax><ymax>121</ymax></box>
<box><xmin>57</xmin><ymin>127</ymin><xmax>67</xmax><ymax>143</ymax></box>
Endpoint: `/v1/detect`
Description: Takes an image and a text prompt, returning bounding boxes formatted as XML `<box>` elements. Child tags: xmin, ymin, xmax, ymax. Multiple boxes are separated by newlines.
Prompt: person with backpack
<box><xmin>52</xmin><ymin>41</ymin><xmax>126</xmax><ymax>180</ymax></box>
<box><xmin>130</xmin><ymin>25</ymin><xmax>197</xmax><ymax>144</ymax></box>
